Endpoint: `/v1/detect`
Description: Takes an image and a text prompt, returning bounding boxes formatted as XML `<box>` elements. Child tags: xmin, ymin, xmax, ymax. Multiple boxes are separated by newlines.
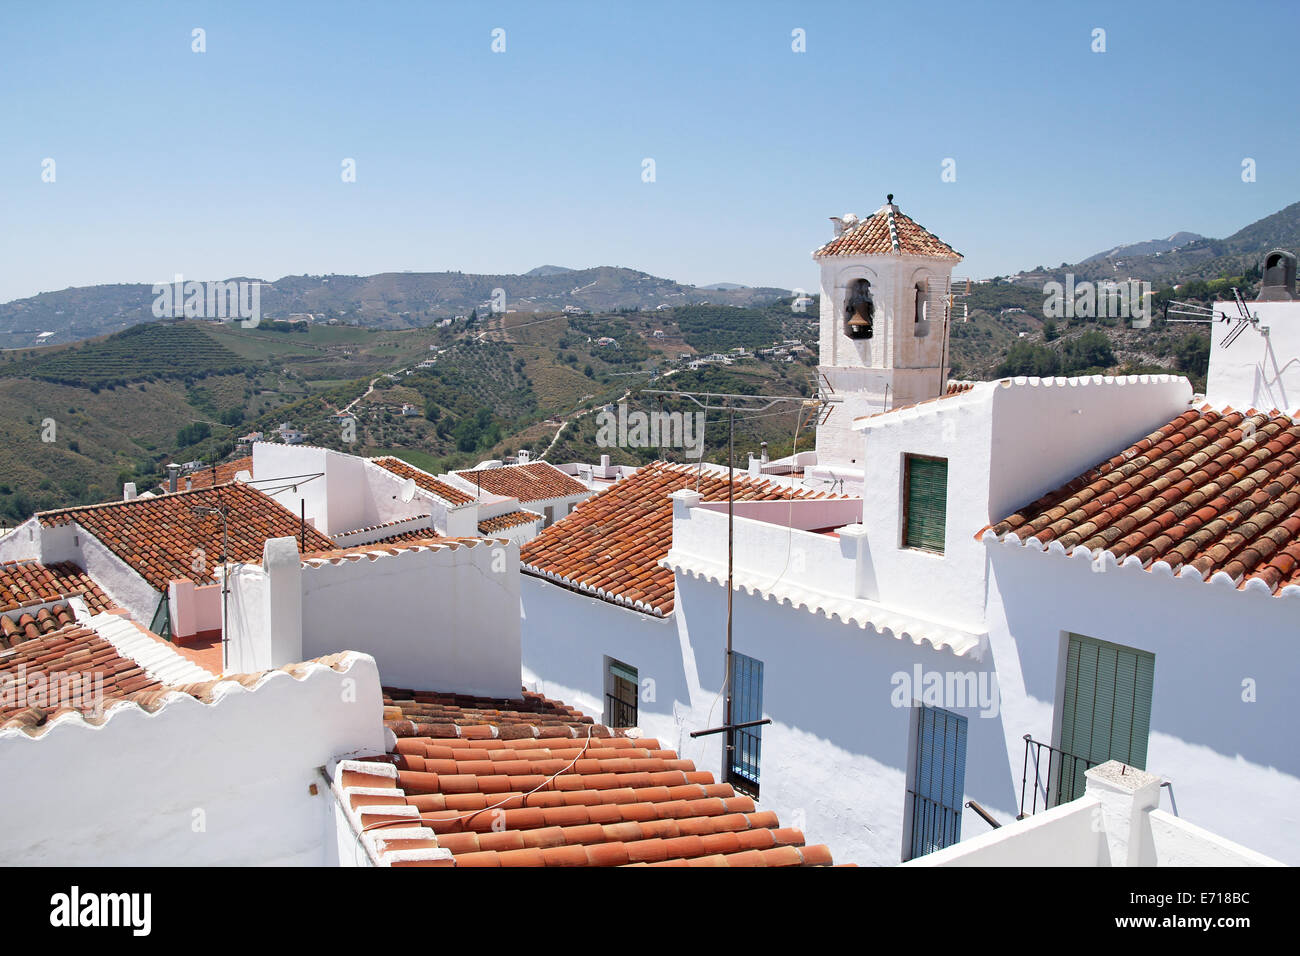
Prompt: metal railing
<box><xmin>605</xmin><ymin>693</ymin><xmax>637</xmax><ymax>729</ymax></box>
<box><xmin>965</xmin><ymin>799</ymin><xmax>1002</xmax><ymax>829</ymax></box>
<box><xmin>907</xmin><ymin>791</ymin><xmax>963</xmax><ymax>860</ymax></box>
<box><xmin>1019</xmin><ymin>734</ymin><xmax>1097</xmax><ymax>819</ymax></box>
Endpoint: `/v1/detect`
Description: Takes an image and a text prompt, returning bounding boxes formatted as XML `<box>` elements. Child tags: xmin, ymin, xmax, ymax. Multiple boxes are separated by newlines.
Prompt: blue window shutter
<box><xmin>908</xmin><ymin>706</ymin><xmax>967</xmax><ymax>859</ymax></box>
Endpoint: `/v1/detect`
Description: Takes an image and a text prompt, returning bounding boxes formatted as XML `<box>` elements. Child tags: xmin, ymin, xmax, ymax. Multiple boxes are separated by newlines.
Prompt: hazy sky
<box><xmin>2</xmin><ymin>1</ymin><xmax>1296</xmax><ymax>303</ymax></box>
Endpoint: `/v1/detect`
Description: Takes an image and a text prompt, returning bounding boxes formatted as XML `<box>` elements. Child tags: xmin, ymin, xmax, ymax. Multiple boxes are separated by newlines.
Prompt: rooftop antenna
<box><xmin>189</xmin><ymin>501</ymin><xmax>231</xmax><ymax>672</ymax></box>
<box><xmin>1164</xmin><ymin>287</ymin><xmax>1265</xmax><ymax>349</ymax></box>
<box><xmin>641</xmin><ymin>387</ymin><xmax>841</xmax><ymax>782</ymax></box>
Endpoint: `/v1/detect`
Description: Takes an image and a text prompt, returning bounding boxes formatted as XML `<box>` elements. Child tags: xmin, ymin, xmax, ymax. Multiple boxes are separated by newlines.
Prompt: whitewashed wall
<box><xmin>672</xmin><ymin>572</ymin><xmax>1007</xmax><ymax>867</ymax></box>
<box><xmin>1206</xmin><ymin>301</ymin><xmax>1300</xmax><ymax>411</ymax></box>
<box><xmin>0</xmin><ymin>517</ymin><xmax>40</xmax><ymax>564</ymax></box>
<box><xmin>853</xmin><ymin>376</ymin><xmax>1192</xmax><ymax>633</ymax></box>
<box><xmin>230</xmin><ymin>540</ymin><xmax>522</xmax><ymax>699</ymax></box>
<box><xmin>520</xmin><ymin>575</ymin><xmax>685</xmax><ymax>744</ymax></box>
<box><xmin>985</xmin><ymin>540</ymin><xmax>1300</xmax><ymax>864</ymax></box>
<box><xmin>0</xmin><ymin>653</ymin><xmax>386</xmax><ymax>866</ymax></box>
<box><xmin>520</xmin><ymin>567</ymin><xmax>1007</xmax><ymax>867</ymax></box>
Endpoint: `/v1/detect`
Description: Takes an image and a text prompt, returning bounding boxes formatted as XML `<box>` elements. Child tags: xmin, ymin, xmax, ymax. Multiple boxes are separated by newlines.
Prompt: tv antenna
<box><xmin>1164</xmin><ymin>287</ymin><xmax>1265</xmax><ymax>349</ymax></box>
<box><xmin>639</xmin><ymin>387</ymin><xmax>841</xmax><ymax>778</ymax></box>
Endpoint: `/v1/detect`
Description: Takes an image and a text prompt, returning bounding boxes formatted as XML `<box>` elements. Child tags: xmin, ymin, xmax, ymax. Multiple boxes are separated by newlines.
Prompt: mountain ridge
<box><xmin>0</xmin><ymin>266</ymin><xmax>792</xmax><ymax>348</ymax></box>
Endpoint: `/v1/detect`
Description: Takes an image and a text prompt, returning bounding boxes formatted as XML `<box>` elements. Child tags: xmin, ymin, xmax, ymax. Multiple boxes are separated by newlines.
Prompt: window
<box><xmin>1057</xmin><ymin>634</ymin><xmax>1155</xmax><ymax>801</ymax></box>
<box><xmin>543</xmin><ymin>505</ymin><xmax>555</xmax><ymax>527</ymax></box>
<box><xmin>903</xmin><ymin>455</ymin><xmax>948</xmax><ymax>553</ymax></box>
<box><xmin>905</xmin><ymin>706</ymin><xmax>968</xmax><ymax>860</ymax></box>
<box><xmin>914</xmin><ymin>283</ymin><xmax>930</xmax><ymax>337</ymax></box>
<box><xmin>726</xmin><ymin>652</ymin><xmax>764</xmax><ymax>797</ymax></box>
<box><xmin>605</xmin><ymin>658</ymin><xmax>638</xmax><ymax>728</ymax></box>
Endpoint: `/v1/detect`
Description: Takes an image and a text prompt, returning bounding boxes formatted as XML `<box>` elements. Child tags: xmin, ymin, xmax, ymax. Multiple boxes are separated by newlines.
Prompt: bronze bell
<box><xmin>846</xmin><ymin>300</ymin><xmax>873</xmax><ymax>339</ymax></box>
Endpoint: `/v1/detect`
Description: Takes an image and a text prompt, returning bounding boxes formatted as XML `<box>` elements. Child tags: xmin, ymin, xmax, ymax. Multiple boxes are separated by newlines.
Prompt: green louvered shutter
<box><xmin>1059</xmin><ymin>634</ymin><xmax>1155</xmax><ymax>801</ymax></box>
<box><xmin>904</xmin><ymin>456</ymin><xmax>948</xmax><ymax>553</ymax></box>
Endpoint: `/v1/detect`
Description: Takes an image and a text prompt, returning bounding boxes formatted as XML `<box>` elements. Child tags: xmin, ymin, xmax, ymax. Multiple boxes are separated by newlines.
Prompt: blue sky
<box><xmin>1</xmin><ymin>0</ymin><xmax>1296</xmax><ymax>303</ymax></box>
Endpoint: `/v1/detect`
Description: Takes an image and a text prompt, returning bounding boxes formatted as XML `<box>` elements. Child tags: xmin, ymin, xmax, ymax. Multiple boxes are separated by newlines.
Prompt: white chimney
<box><xmin>517</xmin><ymin>449</ymin><xmax>531</xmax><ymax>464</ymax></box>
<box><xmin>1085</xmin><ymin>761</ymin><xmax>1163</xmax><ymax>867</ymax></box>
<box><xmin>263</xmin><ymin>536</ymin><xmax>303</xmax><ymax>669</ymax></box>
<box><xmin>123</xmin><ymin>482</ymin><xmax>137</xmax><ymax>501</ymax></box>
<box><xmin>829</xmin><ymin>217</ymin><xmax>844</xmax><ymax>237</ymax></box>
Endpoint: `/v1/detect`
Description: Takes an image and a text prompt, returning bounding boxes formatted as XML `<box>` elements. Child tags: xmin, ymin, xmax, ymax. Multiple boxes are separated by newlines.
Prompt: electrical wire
<box><xmin>350</xmin><ymin>724</ymin><xmax>597</xmax><ymax>862</ymax></box>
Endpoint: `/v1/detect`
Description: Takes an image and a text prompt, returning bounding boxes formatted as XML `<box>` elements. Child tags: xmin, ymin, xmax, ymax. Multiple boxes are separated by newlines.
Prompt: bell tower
<box><xmin>812</xmin><ymin>195</ymin><xmax>962</xmax><ymax>463</ymax></box>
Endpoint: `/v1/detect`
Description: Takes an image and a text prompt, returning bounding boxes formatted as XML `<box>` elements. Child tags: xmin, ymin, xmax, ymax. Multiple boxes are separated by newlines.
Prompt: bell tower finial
<box><xmin>887</xmin><ymin>193</ymin><xmax>893</xmax><ymax>204</ymax></box>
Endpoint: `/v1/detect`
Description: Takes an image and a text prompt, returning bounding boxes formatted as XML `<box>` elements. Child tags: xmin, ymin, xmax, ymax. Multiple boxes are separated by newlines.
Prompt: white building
<box><xmin>515</xmin><ymin>198</ymin><xmax>1298</xmax><ymax>866</ymax></box>
<box><xmin>906</xmin><ymin>761</ymin><xmax>1282</xmax><ymax>867</ymax></box>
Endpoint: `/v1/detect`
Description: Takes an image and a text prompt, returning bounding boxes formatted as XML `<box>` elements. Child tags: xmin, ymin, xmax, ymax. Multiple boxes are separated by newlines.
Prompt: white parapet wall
<box><xmin>0</xmin><ymin>652</ymin><xmax>386</xmax><ymax>866</ymax></box>
<box><xmin>228</xmin><ymin>537</ymin><xmax>522</xmax><ymax>699</ymax></box>
<box><xmin>903</xmin><ymin>761</ymin><xmax>1283</xmax><ymax>867</ymax></box>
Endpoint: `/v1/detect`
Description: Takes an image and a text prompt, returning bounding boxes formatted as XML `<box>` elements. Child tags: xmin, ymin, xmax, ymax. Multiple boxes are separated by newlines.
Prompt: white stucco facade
<box><xmin>228</xmin><ymin>536</ymin><xmax>523</xmax><ymax>699</ymax></box>
<box><xmin>0</xmin><ymin>652</ymin><xmax>386</xmax><ymax>866</ymax></box>
<box><xmin>1206</xmin><ymin>300</ymin><xmax>1300</xmax><ymax>411</ymax></box>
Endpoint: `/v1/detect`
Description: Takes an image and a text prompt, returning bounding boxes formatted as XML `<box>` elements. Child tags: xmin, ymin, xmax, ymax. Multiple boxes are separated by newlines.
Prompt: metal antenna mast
<box><xmin>640</xmin><ymin>388</ymin><xmax>841</xmax><ymax>782</ymax></box>
<box><xmin>1163</xmin><ymin>288</ymin><xmax>1266</xmax><ymax>349</ymax></box>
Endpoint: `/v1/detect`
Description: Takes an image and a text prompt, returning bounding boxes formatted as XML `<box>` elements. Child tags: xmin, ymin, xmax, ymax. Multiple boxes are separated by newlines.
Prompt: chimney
<box><xmin>760</xmin><ymin>441</ymin><xmax>769</xmax><ymax>464</ymax></box>
<box><xmin>262</xmin><ymin>536</ymin><xmax>303</xmax><ymax>669</ymax></box>
<box><xmin>517</xmin><ymin>449</ymin><xmax>531</xmax><ymax>465</ymax></box>
<box><xmin>1084</xmin><ymin>761</ymin><xmax>1163</xmax><ymax>867</ymax></box>
<box><xmin>123</xmin><ymin>482</ymin><xmax>137</xmax><ymax>501</ymax></box>
<box><xmin>1258</xmin><ymin>249</ymin><xmax>1297</xmax><ymax>302</ymax></box>
<box><xmin>167</xmin><ymin>464</ymin><xmax>180</xmax><ymax>494</ymax></box>
<box><xmin>829</xmin><ymin>217</ymin><xmax>844</xmax><ymax>238</ymax></box>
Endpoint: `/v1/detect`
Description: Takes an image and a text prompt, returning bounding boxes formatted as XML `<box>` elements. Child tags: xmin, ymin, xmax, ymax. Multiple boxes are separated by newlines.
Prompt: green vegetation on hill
<box><xmin>1</xmin><ymin>322</ymin><xmax>251</xmax><ymax>388</ymax></box>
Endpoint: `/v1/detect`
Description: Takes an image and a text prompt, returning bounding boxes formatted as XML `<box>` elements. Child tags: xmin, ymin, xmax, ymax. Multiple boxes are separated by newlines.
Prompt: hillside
<box><xmin>1009</xmin><ymin>200</ymin><xmax>1300</xmax><ymax>287</ymax></box>
<box><xmin>0</xmin><ymin>299</ymin><xmax>817</xmax><ymax>521</ymax></box>
<box><xmin>0</xmin><ymin>266</ymin><xmax>791</xmax><ymax>348</ymax></box>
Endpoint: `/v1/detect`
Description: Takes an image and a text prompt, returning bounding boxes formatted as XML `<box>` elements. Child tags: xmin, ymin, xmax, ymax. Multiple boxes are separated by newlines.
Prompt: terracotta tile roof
<box><xmin>299</xmin><ymin>536</ymin><xmax>496</xmax><ymax>567</ymax></box>
<box><xmin>335</xmin><ymin>519</ymin><xmax>443</xmax><ymax>547</ymax></box>
<box><xmin>337</xmin><ymin>688</ymin><xmax>836</xmax><ymax>867</ymax></box>
<box><xmin>1</xmin><ymin>644</ymin><xmax>358</xmax><ymax>738</ymax></box>
<box><xmin>520</xmin><ymin>461</ymin><xmax>836</xmax><ymax>616</ymax></box>
<box><xmin>455</xmin><ymin>462</ymin><xmax>590</xmax><ymax>503</ymax></box>
<box><xmin>178</xmin><ymin>456</ymin><xmax>253</xmax><ymax>491</ymax></box>
<box><xmin>854</xmin><ymin>380</ymin><xmax>980</xmax><ymax>423</ymax></box>
<box><xmin>0</xmin><ymin>560</ymin><xmax>116</xmax><ymax>615</ymax></box>
<box><xmin>371</xmin><ymin>457</ymin><xmax>476</xmax><ymax>505</ymax></box>
<box><xmin>986</xmin><ymin>405</ymin><xmax>1300</xmax><ymax>593</ymax></box>
<box><xmin>814</xmin><ymin>202</ymin><xmax>961</xmax><ymax>260</ymax></box>
<box><xmin>0</xmin><ymin>601</ymin><xmax>78</xmax><ymax>650</ymax></box>
<box><xmin>36</xmin><ymin>483</ymin><xmax>335</xmax><ymax>592</ymax></box>
<box><xmin>369</xmin><ymin>527</ymin><xmax>446</xmax><ymax>545</ymax></box>
<box><xmin>0</xmin><ymin>610</ymin><xmax>163</xmax><ymax>730</ymax></box>
<box><xmin>478</xmin><ymin>510</ymin><xmax>542</xmax><ymax>535</ymax></box>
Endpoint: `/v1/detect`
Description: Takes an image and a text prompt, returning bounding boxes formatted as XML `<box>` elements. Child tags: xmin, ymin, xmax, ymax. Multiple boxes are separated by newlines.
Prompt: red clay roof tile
<box><xmin>520</xmin><ymin>461</ymin><xmax>838</xmax><ymax>615</ymax></box>
<box><xmin>0</xmin><ymin>560</ymin><xmax>116</xmax><ymax>615</ymax></box>
<box><xmin>36</xmin><ymin>483</ymin><xmax>335</xmax><ymax>592</ymax></box>
<box><xmin>357</xmin><ymin>688</ymin><xmax>835</xmax><ymax>867</ymax></box>
<box><xmin>814</xmin><ymin>202</ymin><xmax>961</xmax><ymax>260</ymax></box>
<box><xmin>455</xmin><ymin>462</ymin><xmax>589</xmax><ymax>503</ymax></box>
<box><xmin>987</xmin><ymin>405</ymin><xmax>1300</xmax><ymax>593</ymax></box>
<box><xmin>371</xmin><ymin>457</ymin><xmax>476</xmax><ymax>505</ymax></box>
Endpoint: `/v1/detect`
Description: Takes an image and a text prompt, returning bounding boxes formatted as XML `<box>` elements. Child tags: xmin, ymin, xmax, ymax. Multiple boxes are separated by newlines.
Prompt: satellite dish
<box><xmin>398</xmin><ymin>478</ymin><xmax>417</xmax><ymax>502</ymax></box>
<box><xmin>234</xmin><ymin>470</ymin><xmax>252</xmax><ymax>483</ymax></box>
